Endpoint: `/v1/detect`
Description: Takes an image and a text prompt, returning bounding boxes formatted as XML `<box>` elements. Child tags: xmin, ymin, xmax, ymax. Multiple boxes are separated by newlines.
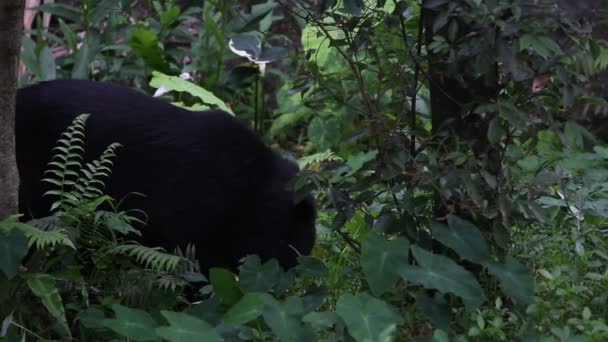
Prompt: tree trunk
<box><xmin>0</xmin><ymin>0</ymin><xmax>24</xmax><ymax>218</ymax></box>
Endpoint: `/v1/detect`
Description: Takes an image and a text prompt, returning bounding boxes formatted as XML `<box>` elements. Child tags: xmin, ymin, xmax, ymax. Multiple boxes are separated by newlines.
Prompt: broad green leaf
<box><xmin>149</xmin><ymin>72</ymin><xmax>233</xmax><ymax>114</ymax></box>
<box><xmin>415</xmin><ymin>292</ymin><xmax>451</xmax><ymax>331</ymax></box>
<box><xmin>361</xmin><ymin>231</ymin><xmax>409</xmax><ymax>296</ymax></box>
<box><xmin>486</xmin><ymin>256</ymin><xmax>535</xmax><ymax>306</ymax></box>
<box><xmin>302</xmin><ymin>311</ymin><xmax>340</xmax><ymax>331</ymax></box>
<box><xmin>295</xmin><ymin>256</ymin><xmax>329</xmax><ymax>278</ymax></box>
<box><xmin>400</xmin><ymin>245</ymin><xmax>486</xmax><ymax>308</ymax></box>
<box><xmin>430</xmin><ymin>215</ymin><xmax>489</xmax><ymax>264</ymax></box>
<box><xmin>77</xmin><ymin>307</ymin><xmax>106</xmax><ymax>329</ymax></box>
<box><xmin>336</xmin><ymin>293</ymin><xmax>403</xmax><ymax>342</ymax></box>
<box><xmin>156</xmin><ymin>311</ymin><xmax>222</xmax><ymax>342</ymax></box>
<box><xmin>0</xmin><ymin>227</ymin><xmax>28</xmax><ymax>279</ymax></box>
<box><xmin>347</xmin><ymin>150</ymin><xmax>379</xmax><ymax>173</ymax></box>
<box><xmin>27</xmin><ymin>274</ymin><xmax>70</xmax><ymax>336</ymax></box>
<box><xmin>262</xmin><ymin>296</ymin><xmax>314</xmax><ymax>342</ymax></box>
<box><xmin>239</xmin><ymin>256</ymin><xmax>281</xmax><ymax>292</ymax></box>
<box><xmin>223</xmin><ymin>292</ymin><xmax>266</xmax><ymax>326</ymax></box>
<box><xmin>103</xmin><ymin>304</ymin><xmax>158</xmax><ymax>341</ymax></box>
<box><xmin>210</xmin><ymin>268</ymin><xmax>241</xmax><ymax>306</ymax></box>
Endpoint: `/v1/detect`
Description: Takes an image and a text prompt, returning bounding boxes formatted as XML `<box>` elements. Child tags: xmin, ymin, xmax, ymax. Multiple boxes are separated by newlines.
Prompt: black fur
<box><xmin>16</xmin><ymin>79</ymin><xmax>316</xmax><ymax>272</ymax></box>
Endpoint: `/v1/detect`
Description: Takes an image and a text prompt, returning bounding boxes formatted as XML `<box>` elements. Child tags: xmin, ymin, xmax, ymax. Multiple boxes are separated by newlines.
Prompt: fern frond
<box><xmin>156</xmin><ymin>274</ymin><xmax>189</xmax><ymax>292</ymax></box>
<box><xmin>13</xmin><ymin>221</ymin><xmax>75</xmax><ymax>250</ymax></box>
<box><xmin>42</xmin><ymin>114</ymin><xmax>122</xmax><ymax>212</ymax></box>
<box><xmin>298</xmin><ymin>151</ymin><xmax>343</xmax><ymax>169</ymax></box>
<box><xmin>110</xmin><ymin>244</ymin><xmax>191</xmax><ymax>272</ymax></box>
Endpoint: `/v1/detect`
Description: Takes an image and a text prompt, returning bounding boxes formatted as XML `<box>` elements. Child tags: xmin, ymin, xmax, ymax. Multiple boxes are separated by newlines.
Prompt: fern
<box><xmin>298</xmin><ymin>150</ymin><xmax>342</xmax><ymax>169</ymax></box>
<box><xmin>110</xmin><ymin>244</ymin><xmax>191</xmax><ymax>273</ymax></box>
<box><xmin>12</xmin><ymin>221</ymin><xmax>75</xmax><ymax>250</ymax></box>
<box><xmin>43</xmin><ymin>114</ymin><xmax>121</xmax><ymax>212</ymax></box>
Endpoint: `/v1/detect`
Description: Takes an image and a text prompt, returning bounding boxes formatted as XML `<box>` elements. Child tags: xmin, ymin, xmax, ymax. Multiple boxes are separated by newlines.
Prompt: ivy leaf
<box><xmin>103</xmin><ymin>304</ymin><xmax>159</xmax><ymax>341</ymax></box>
<box><xmin>400</xmin><ymin>245</ymin><xmax>486</xmax><ymax>308</ymax></box>
<box><xmin>361</xmin><ymin>231</ymin><xmax>409</xmax><ymax>296</ymax></box>
<box><xmin>486</xmin><ymin>256</ymin><xmax>535</xmax><ymax>306</ymax></box>
<box><xmin>156</xmin><ymin>311</ymin><xmax>222</xmax><ymax>342</ymax></box>
<box><xmin>336</xmin><ymin>293</ymin><xmax>403</xmax><ymax>342</ymax></box>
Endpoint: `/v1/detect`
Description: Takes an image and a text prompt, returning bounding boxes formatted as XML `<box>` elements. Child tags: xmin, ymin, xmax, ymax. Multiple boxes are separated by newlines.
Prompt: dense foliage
<box><xmin>1</xmin><ymin>0</ymin><xmax>608</xmax><ymax>341</ymax></box>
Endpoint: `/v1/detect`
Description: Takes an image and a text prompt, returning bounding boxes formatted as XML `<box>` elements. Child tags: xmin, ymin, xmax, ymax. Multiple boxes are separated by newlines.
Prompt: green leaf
<box><xmin>347</xmin><ymin>150</ymin><xmax>379</xmax><ymax>173</ymax></box>
<box><xmin>400</xmin><ymin>245</ymin><xmax>486</xmax><ymax>308</ymax></box>
<box><xmin>239</xmin><ymin>256</ymin><xmax>282</xmax><ymax>292</ymax></box>
<box><xmin>103</xmin><ymin>304</ymin><xmax>159</xmax><ymax>341</ymax></box>
<box><xmin>27</xmin><ymin>274</ymin><xmax>70</xmax><ymax>336</ymax></box>
<box><xmin>72</xmin><ymin>31</ymin><xmax>100</xmax><ymax>79</ymax></box>
<box><xmin>262</xmin><ymin>296</ymin><xmax>315</xmax><ymax>342</ymax></box>
<box><xmin>77</xmin><ymin>307</ymin><xmax>106</xmax><ymax>329</ymax></box>
<box><xmin>519</xmin><ymin>34</ymin><xmax>562</xmax><ymax>59</ymax></box>
<box><xmin>308</xmin><ymin>117</ymin><xmax>341</xmax><ymax>150</ymax></box>
<box><xmin>487</xmin><ymin>117</ymin><xmax>504</xmax><ymax>144</ymax></box>
<box><xmin>156</xmin><ymin>311</ymin><xmax>222</xmax><ymax>342</ymax></box>
<box><xmin>302</xmin><ymin>311</ymin><xmax>340</xmax><ymax>331</ymax></box>
<box><xmin>149</xmin><ymin>71</ymin><xmax>233</xmax><ymax>114</ymax></box>
<box><xmin>131</xmin><ymin>25</ymin><xmax>170</xmax><ymax>73</ymax></box>
<box><xmin>336</xmin><ymin>293</ymin><xmax>403</xmax><ymax>342</ymax></box>
<box><xmin>35</xmin><ymin>2</ymin><xmax>83</xmax><ymax>24</ymax></box>
<box><xmin>486</xmin><ymin>256</ymin><xmax>535</xmax><ymax>306</ymax></box>
<box><xmin>415</xmin><ymin>292</ymin><xmax>451</xmax><ymax>331</ymax></box>
<box><xmin>223</xmin><ymin>292</ymin><xmax>266</xmax><ymax>326</ymax></box>
<box><xmin>429</xmin><ymin>215</ymin><xmax>489</xmax><ymax>264</ymax></box>
<box><xmin>38</xmin><ymin>46</ymin><xmax>56</xmax><ymax>81</ymax></box>
<box><xmin>498</xmin><ymin>102</ymin><xmax>528</xmax><ymax>131</ymax></box>
<box><xmin>160</xmin><ymin>6</ymin><xmax>181</xmax><ymax>28</ymax></box>
<box><xmin>361</xmin><ymin>231</ymin><xmax>409</xmax><ymax>296</ymax></box>
<box><xmin>295</xmin><ymin>256</ymin><xmax>329</xmax><ymax>278</ymax></box>
<box><xmin>0</xmin><ymin>227</ymin><xmax>28</xmax><ymax>279</ymax></box>
<box><xmin>210</xmin><ymin>268</ymin><xmax>241</xmax><ymax>307</ymax></box>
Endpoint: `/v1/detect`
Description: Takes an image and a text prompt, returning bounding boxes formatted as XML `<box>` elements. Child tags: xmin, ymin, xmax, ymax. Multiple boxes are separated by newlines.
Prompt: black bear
<box><xmin>16</xmin><ymin>79</ymin><xmax>316</xmax><ymax>272</ymax></box>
